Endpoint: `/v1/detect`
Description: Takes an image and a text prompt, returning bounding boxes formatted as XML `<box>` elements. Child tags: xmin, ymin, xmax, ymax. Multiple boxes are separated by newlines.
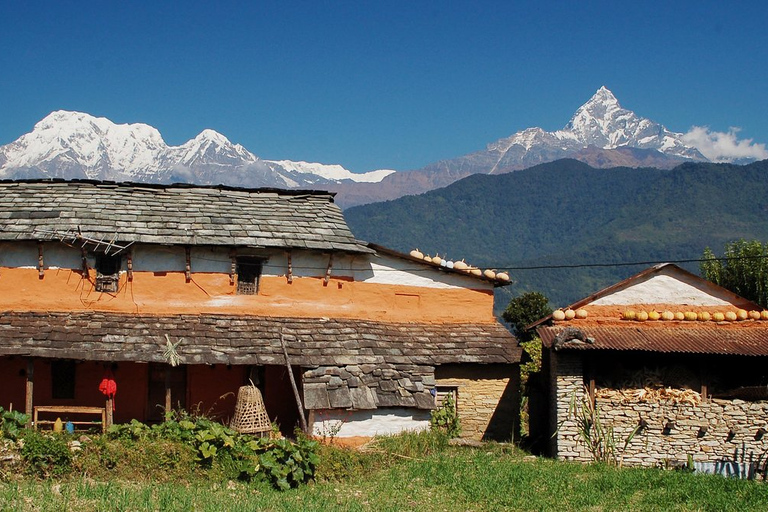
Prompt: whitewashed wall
<box><xmin>309</xmin><ymin>408</ymin><xmax>431</xmax><ymax>438</ymax></box>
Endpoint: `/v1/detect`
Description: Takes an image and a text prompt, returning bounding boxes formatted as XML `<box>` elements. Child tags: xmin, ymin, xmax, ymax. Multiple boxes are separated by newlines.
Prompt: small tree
<box><xmin>503</xmin><ymin>292</ymin><xmax>552</xmax><ymax>441</ymax></box>
<box><xmin>502</xmin><ymin>291</ymin><xmax>553</xmax><ymax>342</ymax></box>
<box><xmin>701</xmin><ymin>240</ymin><xmax>768</xmax><ymax>308</ymax></box>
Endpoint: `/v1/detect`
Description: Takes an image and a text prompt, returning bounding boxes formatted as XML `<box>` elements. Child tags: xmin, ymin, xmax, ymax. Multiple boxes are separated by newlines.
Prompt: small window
<box><xmin>434</xmin><ymin>385</ymin><xmax>459</xmax><ymax>410</ymax></box>
<box><xmin>51</xmin><ymin>360</ymin><xmax>76</xmax><ymax>399</ymax></box>
<box><xmin>236</xmin><ymin>257</ymin><xmax>262</xmax><ymax>295</ymax></box>
<box><xmin>95</xmin><ymin>253</ymin><xmax>121</xmax><ymax>292</ymax></box>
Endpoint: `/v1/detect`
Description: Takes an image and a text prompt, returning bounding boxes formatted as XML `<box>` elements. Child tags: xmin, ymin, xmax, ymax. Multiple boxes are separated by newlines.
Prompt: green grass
<box><xmin>2</xmin><ymin>433</ymin><xmax>768</xmax><ymax>511</ymax></box>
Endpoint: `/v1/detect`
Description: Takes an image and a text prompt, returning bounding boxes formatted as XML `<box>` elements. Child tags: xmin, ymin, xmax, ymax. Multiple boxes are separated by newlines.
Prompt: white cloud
<box><xmin>682</xmin><ymin>126</ymin><xmax>768</xmax><ymax>163</ymax></box>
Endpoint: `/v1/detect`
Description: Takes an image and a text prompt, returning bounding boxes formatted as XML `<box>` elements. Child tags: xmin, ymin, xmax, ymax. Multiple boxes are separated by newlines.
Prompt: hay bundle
<box><xmin>596</xmin><ymin>366</ymin><xmax>702</xmax><ymax>405</ymax></box>
<box><xmin>595</xmin><ymin>387</ymin><xmax>701</xmax><ymax>405</ymax></box>
<box><xmin>230</xmin><ymin>385</ymin><xmax>271</xmax><ymax>435</ymax></box>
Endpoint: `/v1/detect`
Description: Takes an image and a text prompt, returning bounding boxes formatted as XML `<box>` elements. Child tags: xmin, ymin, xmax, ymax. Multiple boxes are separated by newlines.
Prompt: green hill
<box><xmin>344</xmin><ymin>159</ymin><xmax>768</xmax><ymax>308</ymax></box>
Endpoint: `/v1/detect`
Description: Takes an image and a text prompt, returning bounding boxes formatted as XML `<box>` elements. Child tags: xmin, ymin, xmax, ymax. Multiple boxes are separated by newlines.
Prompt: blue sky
<box><xmin>1</xmin><ymin>1</ymin><xmax>766</xmax><ymax>172</ymax></box>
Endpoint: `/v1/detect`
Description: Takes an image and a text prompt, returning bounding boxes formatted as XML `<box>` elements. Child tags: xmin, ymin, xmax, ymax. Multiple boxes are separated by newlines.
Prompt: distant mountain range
<box><xmin>0</xmin><ymin>110</ymin><xmax>395</xmax><ymax>189</ymax></box>
<box><xmin>0</xmin><ymin>87</ymin><xmax>753</xmax><ymax>208</ymax></box>
<box><xmin>343</xmin><ymin>159</ymin><xmax>768</xmax><ymax>309</ymax></box>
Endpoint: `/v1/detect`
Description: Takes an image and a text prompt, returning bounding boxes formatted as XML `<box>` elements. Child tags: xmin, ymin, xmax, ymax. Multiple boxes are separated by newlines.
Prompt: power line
<box><xmin>494</xmin><ymin>254</ymin><xmax>768</xmax><ymax>272</ymax></box>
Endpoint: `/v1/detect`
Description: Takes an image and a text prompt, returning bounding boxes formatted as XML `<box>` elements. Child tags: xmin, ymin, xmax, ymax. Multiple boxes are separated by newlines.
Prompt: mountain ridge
<box><xmin>0</xmin><ymin>87</ymin><xmax>760</xmax><ymax>207</ymax></box>
<box><xmin>343</xmin><ymin>158</ymin><xmax>768</xmax><ymax>308</ymax></box>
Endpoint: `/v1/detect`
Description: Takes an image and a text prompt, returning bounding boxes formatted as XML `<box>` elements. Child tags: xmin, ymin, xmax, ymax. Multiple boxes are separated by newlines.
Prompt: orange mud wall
<box><xmin>0</xmin><ymin>244</ymin><xmax>495</xmax><ymax>323</ymax></box>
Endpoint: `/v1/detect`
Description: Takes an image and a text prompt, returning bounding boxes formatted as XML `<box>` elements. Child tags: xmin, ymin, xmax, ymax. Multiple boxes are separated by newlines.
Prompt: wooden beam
<box><xmin>286</xmin><ymin>251</ymin><xmax>293</xmax><ymax>284</ymax></box>
<box><xmin>185</xmin><ymin>246</ymin><xmax>191</xmax><ymax>282</ymax></box>
<box><xmin>229</xmin><ymin>248</ymin><xmax>237</xmax><ymax>285</ymax></box>
<box><xmin>279</xmin><ymin>330</ymin><xmax>308</xmax><ymax>434</ymax></box>
<box><xmin>323</xmin><ymin>253</ymin><xmax>333</xmax><ymax>286</ymax></box>
<box><xmin>164</xmin><ymin>367</ymin><xmax>172</xmax><ymax>417</ymax></box>
<box><xmin>126</xmin><ymin>249</ymin><xmax>133</xmax><ymax>282</ymax></box>
<box><xmin>81</xmin><ymin>248</ymin><xmax>88</xmax><ymax>279</ymax></box>
<box><xmin>105</xmin><ymin>397</ymin><xmax>114</xmax><ymax>429</ymax></box>
<box><xmin>37</xmin><ymin>242</ymin><xmax>44</xmax><ymax>278</ymax></box>
<box><xmin>25</xmin><ymin>359</ymin><xmax>34</xmax><ymax>427</ymax></box>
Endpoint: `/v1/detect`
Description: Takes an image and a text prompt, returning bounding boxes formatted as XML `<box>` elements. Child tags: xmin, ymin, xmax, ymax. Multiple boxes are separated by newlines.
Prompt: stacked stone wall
<box><xmin>436</xmin><ymin>364</ymin><xmax>519</xmax><ymax>442</ymax></box>
<box><xmin>551</xmin><ymin>353</ymin><xmax>587</xmax><ymax>459</ymax></box>
<box><xmin>553</xmin><ymin>352</ymin><xmax>768</xmax><ymax>465</ymax></box>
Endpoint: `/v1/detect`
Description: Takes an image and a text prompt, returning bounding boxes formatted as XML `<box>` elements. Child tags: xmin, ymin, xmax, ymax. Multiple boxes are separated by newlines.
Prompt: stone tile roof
<box><xmin>1</xmin><ymin>311</ymin><xmax>518</xmax><ymax>411</ymax></box>
<box><xmin>0</xmin><ymin>180</ymin><xmax>372</xmax><ymax>253</ymax></box>
<box><xmin>0</xmin><ymin>311</ymin><xmax>520</xmax><ymax>366</ymax></box>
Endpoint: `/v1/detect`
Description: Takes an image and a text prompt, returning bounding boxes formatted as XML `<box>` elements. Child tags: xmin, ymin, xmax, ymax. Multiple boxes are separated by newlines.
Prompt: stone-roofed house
<box><xmin>0</xmin><ymin>179</ymin><xmax>520</xmax><ymax>441</ymax></box>
<box><xmin>532</xmin><ymin>263</ymin><xmax>768</xmax><ymax>473</ymax></box>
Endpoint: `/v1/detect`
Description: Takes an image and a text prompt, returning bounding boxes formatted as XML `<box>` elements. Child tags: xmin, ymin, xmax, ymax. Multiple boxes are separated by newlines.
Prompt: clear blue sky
<box><xmin>1</xmin><ymin>1</ymin><xmax>766</xmax><ymax>172</ymax></box>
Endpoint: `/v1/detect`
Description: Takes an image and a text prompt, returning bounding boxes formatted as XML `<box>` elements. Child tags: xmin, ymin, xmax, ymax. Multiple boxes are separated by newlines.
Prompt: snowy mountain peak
<box><xmin>193</xmin><ymin>129</ymin><xmax>231</xmax><ymax>145</ymax></box>
<box><xmin>0</xmin><ymin>111</ymin><xmax>394</xmax><ymax>188</ymax></box>
<box><xmin>557</xmin><ymin>86</ymin><xmax>704</xmax><ymax>159</ymax></box>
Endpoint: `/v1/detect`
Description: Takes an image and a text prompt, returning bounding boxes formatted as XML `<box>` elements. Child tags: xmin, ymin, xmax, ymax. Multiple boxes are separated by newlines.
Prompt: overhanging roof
<box><xmin>539</xmin><ymin>324</ymin><xmax>768</xmax><ymax>357</ymax></box>
<box><xmin>0</xmin><ymin>179</ymin><xmax>373</xmax><ymax>253</ymax></box>
<box><xmin>0</xmin><ymin>311</ymin><xmax>520</xmax><ymax>366</ymax></box>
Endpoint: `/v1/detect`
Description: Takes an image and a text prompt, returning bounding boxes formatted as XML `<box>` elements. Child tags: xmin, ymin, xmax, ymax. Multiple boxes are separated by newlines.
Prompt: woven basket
<box><xmin>230</xmin><ymin>385</ymin><xmax>271</xmax><ymax>435</ymax></box>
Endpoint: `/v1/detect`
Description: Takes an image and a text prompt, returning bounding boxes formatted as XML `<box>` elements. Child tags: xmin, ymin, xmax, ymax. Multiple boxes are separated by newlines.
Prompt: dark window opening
<box><xmin>434</xmin><ymin>385</ymin><xmax>459</xmax><ymax>410</ymax></box>
<box><xmin>236</xmin><ymin>257</ymin><xmax>262</xmax><ymax>295</ymax></box>
<box><xmin>51</xmin><ymin>360</ymin><xmax>76</xmax><ymax>399</ymax></box>
<box><xmin>95</xmin><ymin>253</ymin><xmax>121</xmax><ymax>292</ymax></box>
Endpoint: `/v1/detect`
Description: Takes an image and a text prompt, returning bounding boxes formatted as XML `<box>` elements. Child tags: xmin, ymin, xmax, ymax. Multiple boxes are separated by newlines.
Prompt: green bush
<box><xmin>0</xmin><ymin>407</ymin><xmax>29</xmax><ymax>440</ymax></box>
<box><xmin>20</xmin><ymin>430</ymin><xmax>72</xmax><ymax>478</ymax></box>
<box><xmin>430</xmin><ymin>393</ymin><xmax>461</xmax><ymax>438</ymax></box>
<box><xmin>106</xmin><ymin>417</ymin><xmax>319</xmax><ymax>490</ymax></box>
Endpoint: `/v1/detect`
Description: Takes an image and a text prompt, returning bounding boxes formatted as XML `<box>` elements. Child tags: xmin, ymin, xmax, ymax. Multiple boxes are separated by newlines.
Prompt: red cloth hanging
<box><xmin>99</xmin><ymin>369</ymin><xmax>117</xmax><ymax>411</ymax></box>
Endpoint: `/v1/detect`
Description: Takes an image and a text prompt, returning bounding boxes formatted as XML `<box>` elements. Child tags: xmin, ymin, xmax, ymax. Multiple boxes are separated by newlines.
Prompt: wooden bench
<box><xmin>33</xmin><ymin>406</ymin><xmax>107</xmax><ymax>432</ymax></box>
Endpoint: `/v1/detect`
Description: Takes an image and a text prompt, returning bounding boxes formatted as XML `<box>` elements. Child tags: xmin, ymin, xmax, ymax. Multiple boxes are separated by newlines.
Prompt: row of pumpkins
<box><xmin>409</xmin><ymin>249</ymin><xmax>510</xmax><ymax>282</ymax></box>
<box><xmin>622</xmin><ymin>309</ymin><xmax>768</xmax><ymax>322</ymax></box>
<box><xmin>552</xmin><ymin>309</ymin><xmax>588</xmax><ymax>321</ymax></box>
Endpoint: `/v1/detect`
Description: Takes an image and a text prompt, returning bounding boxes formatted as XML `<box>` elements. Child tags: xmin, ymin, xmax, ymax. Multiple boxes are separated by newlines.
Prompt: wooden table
<box><xmin>33</xmin><ymin>405</ymin><xmax>107</xmax><ymax>432</ymax></box>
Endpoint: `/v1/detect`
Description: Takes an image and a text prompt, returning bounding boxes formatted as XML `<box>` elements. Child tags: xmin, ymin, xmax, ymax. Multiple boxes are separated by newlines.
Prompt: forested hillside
<box><xmin>344</xmin><ymin>159</ymin><xmax>768</xmax><ymax>307</ymax></box>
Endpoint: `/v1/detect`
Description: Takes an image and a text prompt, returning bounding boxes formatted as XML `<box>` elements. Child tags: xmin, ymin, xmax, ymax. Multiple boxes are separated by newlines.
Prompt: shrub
<box><xmin>20</xmin><ymin>430</ymin><xmax>72</xmax><ymax>478</ymax></box>
<box><xmin>106</xmin><ymin>416</ymin><xmax>319</xmax><ymax>490</ymax></box>
<box><xmin>430</xmin><ymin>393</ymin><xmax>461</xmax><ymax>438</ymax></box>
<box><xmin>0</xmin><ymin>407</ymin><xmax>29</xmax><ymax>440</ymax></box>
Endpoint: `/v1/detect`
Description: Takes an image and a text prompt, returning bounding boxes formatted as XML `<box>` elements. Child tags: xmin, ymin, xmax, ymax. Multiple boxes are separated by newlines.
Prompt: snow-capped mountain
<box><xmin>0</xmin><ymin>87</ymin><xmax>750</xmax><ymax>208</ymax></box>
<box><xmin>328</xmin><ymin>86</ymin><xmax>710</xmax><ymax>207</ymax></box>
<box><xmin>482</xmin><ymin>86</ymin><xmax>705</xmax><ymax>174</ymax></box>
<box><xmin>0</xmin><ymin>111</ymin><xmax>393</xmax><ymax>188</ymax></box>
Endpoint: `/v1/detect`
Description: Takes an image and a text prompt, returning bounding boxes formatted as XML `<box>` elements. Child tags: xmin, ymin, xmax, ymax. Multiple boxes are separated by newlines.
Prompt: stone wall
<box><xmin>550</xmin><ymin>352</ymin><xmax>586</xmax><ymax>458</ymax></box>
<box><xmin>436</xmin><ymin>364</ymin><xmax>519</xmax><ymax>442</ymax></box>
<box><xmin>302</xmin><ymin>364</ymin><xmax>436</xmax><ymax>412</ymax></box>
<box><xmin>586</xmin><ymin>398</ymin><xmax>768</xmax><ymax>466</ymax></box>
<box><xmin>551</xmin><ymin>352</ymin><xmax>768</xmax><ymax>466</ymax></box>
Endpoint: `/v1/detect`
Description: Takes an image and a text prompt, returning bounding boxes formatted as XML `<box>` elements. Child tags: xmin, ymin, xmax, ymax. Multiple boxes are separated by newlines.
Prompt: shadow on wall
<box><xmin>482</xmin><ymin>372</ymin><xmax>521</xmax><ymax>442</ymax></box>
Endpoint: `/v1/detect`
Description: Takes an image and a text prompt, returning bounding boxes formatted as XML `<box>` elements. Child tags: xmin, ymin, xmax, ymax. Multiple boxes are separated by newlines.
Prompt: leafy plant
<box><xmin>104</xmin><ymin>415</ymin><xmax>319</xmax><ymax>490</ymax></box>
<box><xmin>20</xmin><ymin>430</ymin><xmax>73</xmax><ymax>478</ymax></box>
<box><xmin>0</xmin><ymin>407</ymin><xmax>29</xmax><ymax>440</ymax></box>
<box><xmin>430</xmin><ymin>393</ymin><xmax>461</xmax><ymax>438</ymax></box>
<box><xmin>565</xmin><ymin>387</ymin><xmax>640</xmax><ymax>466</ymax></box>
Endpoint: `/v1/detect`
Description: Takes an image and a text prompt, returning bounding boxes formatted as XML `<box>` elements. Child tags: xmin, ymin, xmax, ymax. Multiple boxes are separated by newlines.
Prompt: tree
<box><xmin>502</xmin><ymin>291</ymin><xmax>553</xmax><ymax>342</ymax></box>
<box><xmin>701</xmin><ymin>239</ymin><xmax>768</xmax><ymax>308</ymax></box>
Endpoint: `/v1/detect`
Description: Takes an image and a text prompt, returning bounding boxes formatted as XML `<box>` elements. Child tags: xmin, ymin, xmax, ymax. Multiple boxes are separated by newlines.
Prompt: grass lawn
<box><xmin>2</xmin><ymin>439</ymin><xmax>768</xmax><ymax>512</ymax></box>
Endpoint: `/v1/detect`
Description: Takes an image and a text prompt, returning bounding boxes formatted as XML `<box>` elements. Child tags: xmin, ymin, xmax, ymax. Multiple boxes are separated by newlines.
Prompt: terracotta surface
<box><xmin>0</xmin><ymin>268</ymin><xmax>494</xmax><ymax>323</ymax></box>
<box><xmin>551</xmin><ymin>304</ymin><xmax>768</xmax><ymax>329</ymax></box>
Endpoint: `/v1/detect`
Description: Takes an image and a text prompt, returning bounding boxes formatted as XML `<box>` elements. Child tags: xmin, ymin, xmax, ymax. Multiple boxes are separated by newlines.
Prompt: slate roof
<box><xmin>0</xmin><ymin>179</ymin><xmax>372</xmax><ymax>253</ymax></box>
<box><xmin>0</xmin><ymin>311</ymin><xmax>520</xmax><ymax>366</ymax></box>
<box><xmin>538</xmin><ymin>323</ymin><xmax>768</xmax><ymax>357</ymax></box>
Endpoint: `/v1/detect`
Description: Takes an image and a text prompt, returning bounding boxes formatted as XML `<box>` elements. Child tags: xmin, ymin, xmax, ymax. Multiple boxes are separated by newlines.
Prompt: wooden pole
<box><xmin>164</xmin><ymin>367</ymin><xmax>172</xmax><ymax>418</ymax></box>
<box><xmin>279</xmin><ymin>330</ymin><xmax>308</xmax><ymax>434</ymax></box>
<box><xmin>25</xmin><ymin>359</ymin><xmax>34</xmax><ymax>427</ymax></box>
<box><xmin>106</xmin><ymin>397</ymin><xmax>114</xmax><ymax>428</ymax></box>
